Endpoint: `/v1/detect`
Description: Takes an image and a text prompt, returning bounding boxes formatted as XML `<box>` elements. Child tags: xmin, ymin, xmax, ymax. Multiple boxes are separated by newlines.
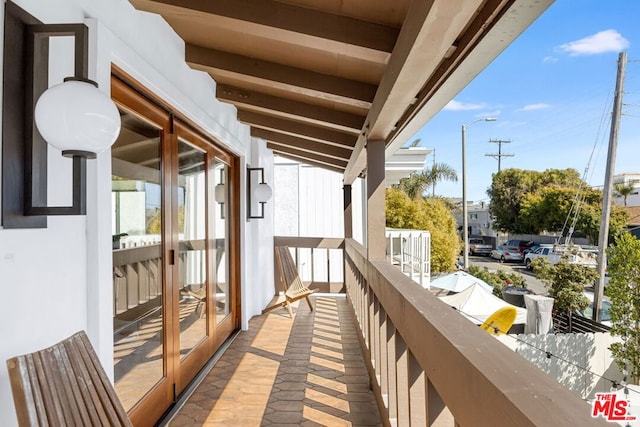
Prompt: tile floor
<box><xmin>167</xmin><ymin>295</ymin><xmax>382</xmax><ymax>426</ymax></box>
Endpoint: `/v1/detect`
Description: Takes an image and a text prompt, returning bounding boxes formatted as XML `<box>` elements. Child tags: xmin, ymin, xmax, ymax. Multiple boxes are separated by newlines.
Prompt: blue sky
<box><xmin>412</xmin><ymin>0</ymin><xmax>640</xmax><ymax>203</ymax></box>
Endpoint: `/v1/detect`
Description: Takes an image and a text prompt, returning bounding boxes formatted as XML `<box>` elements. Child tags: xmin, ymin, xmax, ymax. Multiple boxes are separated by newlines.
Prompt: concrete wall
<box><xmin>0</xmin><ymin>1</ymin><xmax>273</xmax><ymax>425</ymax></box>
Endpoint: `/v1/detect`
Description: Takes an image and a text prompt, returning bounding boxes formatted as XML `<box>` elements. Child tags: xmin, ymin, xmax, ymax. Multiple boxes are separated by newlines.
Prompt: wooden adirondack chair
<box><xmin>6</xmin><ymin>331</ymin><xmax>132</xmax><ymax>427</ymax></box>
<box><xmin>262</xmin><ymin>246</ymin><xmax>315</xmax><ymax>317</ymax></box>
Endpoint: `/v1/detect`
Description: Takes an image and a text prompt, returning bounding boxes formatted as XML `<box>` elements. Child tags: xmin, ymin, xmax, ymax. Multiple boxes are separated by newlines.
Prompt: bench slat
<box><xmin>6</xmin><ymin>331</ymin><xmax>132</xmax><ymax>427</ymax></box>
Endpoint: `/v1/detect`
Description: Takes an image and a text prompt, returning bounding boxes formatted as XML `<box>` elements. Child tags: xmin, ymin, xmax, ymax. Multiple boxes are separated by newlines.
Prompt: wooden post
<box><xmin>366</xmin><ymin>139</ymin><xmax>386</xmax><ymax>260</ymax></box>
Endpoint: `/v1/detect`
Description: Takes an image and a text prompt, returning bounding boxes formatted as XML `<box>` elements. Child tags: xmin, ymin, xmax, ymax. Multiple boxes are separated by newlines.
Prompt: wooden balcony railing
<box><xmin>276</xmin><ymin>236</ymin><xmax>607</xmax><ymax>426</ymax></box>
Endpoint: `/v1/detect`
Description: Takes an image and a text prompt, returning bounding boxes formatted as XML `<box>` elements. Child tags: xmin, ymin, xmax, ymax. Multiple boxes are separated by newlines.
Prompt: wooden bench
<box><xmin>6</xmin><ymin>331</ymin><xmax>132</xmax><ymax>426</ymax></box>
<box><xmin>262</xmin><ymin>246</ymin><xmax>315</xmax><ymax>317</ymax></box>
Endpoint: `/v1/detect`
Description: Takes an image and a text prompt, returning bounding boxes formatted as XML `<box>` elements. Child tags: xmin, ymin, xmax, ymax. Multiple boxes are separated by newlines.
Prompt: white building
<box><xmin>467</xmin><ymin>202</ymin><xmax>497</xmax><ymax>238</ymax></box>
<box><xmin>613</xmin><ymin>173</ymin><xmax>640</xmax><ymax>207</ymax></box>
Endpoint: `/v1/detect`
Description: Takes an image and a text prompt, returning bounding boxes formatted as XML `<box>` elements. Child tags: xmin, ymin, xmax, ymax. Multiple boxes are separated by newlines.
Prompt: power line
<box><xmin>485</xmin><ymin>139</ymin><xmax>514</xmax><ymax>172</ymax></box>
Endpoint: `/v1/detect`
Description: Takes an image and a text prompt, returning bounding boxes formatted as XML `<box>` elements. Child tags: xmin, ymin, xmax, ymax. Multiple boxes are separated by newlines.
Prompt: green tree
<box><xmin>518</xmin><ymin>186</ymin><xmax>627</xmax><ymax>243</ymax></box>
<box><xmin>385</xmin><ymin>187</ymin><xmax>424</xmax><ymax>229</ymax></box>
<box><xmin>576</xmin><ymin>202</ymin><xmax>628</xmax><ymax>245</ymax></box>
<box><xmin>488</xmin><ymin>168</ymin><xmax>583</xmax><ymax>232</ymax></box>
<box><xmin>519</xmin><ymin>187</ymin><xmax>577</xmax><ymax>234</ymax></box>
<box><xmin>614</xmin><ymin>181</ymin><xmax>638</xmax><ymax>206</ymax></box>
<box><xmin>488</xmin><ymin>167</ymin><xmax>628</xmax><ymax>244</ymax></box>
<box><xmin>607</xmin><ymin>233</ymin><xmax>640</xmax><ymax>383</ymax></box>
<box><xmin>487</xmin><ymin>168</ymin><xmax>547</xmax><ymax>233</ymax></box>
<box><xmin>394</xmin><ymin>163</ymin><xmax>457</xmax><ymax>200</ymax></box>
<box><xmin>531</xmin><ymin>257</ymin><xmax>598</xmax><ymax>331</ymax></box>
<box><xmin>385</xmin><ymin>188</ymin><xmax>460</xmax><ymax>272</ymax></box>
<box><xmin>418</xmin><ymin>197</ymin><xmax>460</xmax><ymax>272</ymax></box>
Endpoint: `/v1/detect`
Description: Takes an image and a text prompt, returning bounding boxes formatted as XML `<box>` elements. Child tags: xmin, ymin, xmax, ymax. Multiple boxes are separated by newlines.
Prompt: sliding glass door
<box><xmin>110</xmin><ymin>74</ymin><xmax>238</xmax><ymax>426</ymax></box>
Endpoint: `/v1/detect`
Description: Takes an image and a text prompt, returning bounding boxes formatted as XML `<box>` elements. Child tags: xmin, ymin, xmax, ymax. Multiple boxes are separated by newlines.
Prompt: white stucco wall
<box><xmin>242</xmin><ymin>138</ymin><xmax>275</xmax><ymax>329</ymax></box>
<box><xmin>0</xmin><ymin>1</ymin><xmax>273</xmax><ymax>425</ymax></box>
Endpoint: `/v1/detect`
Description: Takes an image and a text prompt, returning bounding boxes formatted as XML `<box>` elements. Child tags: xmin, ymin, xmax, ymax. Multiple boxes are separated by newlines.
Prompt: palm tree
<box><xmin>613</xmin><ymin>181</ymin><xmax>637</xmax><ymax>206</ymax></box>
<box><xmin>394</xmin><ymin>163</ymin><xmax>458</xmax><ymax>200</ymax></box>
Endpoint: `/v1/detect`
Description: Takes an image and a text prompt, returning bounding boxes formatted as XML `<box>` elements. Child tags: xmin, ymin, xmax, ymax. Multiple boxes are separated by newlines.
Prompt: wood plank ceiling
<box><xmin>129</xmin><ymin>0</ymin><xmax>553</xmax><ymax>183</ymax></box>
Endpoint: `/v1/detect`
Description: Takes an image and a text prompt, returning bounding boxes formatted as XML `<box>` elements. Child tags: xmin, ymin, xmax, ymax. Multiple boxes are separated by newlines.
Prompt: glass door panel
<box><xmin>111</xmin><ymin>110</ymin><xmax>164</xmax><ymax>412</ymax></box>
<box><xmin>177</xmin><ymin>139</ymin><xmax>208</xmax><ymax>358</ymax></box>
<box><xmin>214</xmin><ymin>161</ymin><xmax>230</xmax><ymax>320</ymax></box>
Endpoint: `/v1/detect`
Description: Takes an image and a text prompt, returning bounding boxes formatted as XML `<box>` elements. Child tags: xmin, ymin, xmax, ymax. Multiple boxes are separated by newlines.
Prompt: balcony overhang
<box><xmin>130</xmin><ymin>0</ymin><xmax>554</xmax><ymax>183</ymax></box>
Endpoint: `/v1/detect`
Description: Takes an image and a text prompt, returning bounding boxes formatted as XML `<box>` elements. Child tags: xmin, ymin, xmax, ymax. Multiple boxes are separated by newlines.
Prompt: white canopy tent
<box><xmin>439</xmin><ymin>283</ymin><xmax>528</xmax><ymax>325</ymax></box>
<box><xmin>430</xmin><ymin>271</ymin><xmax>494</xmax><ymax>294</ymax></box>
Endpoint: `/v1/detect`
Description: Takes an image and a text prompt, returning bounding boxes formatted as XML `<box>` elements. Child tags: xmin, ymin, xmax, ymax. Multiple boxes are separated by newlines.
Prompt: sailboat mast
<box><xmin>593</xmin><ymin>51</ymin><xmax>627</xmax><ymax>322</ymax></box>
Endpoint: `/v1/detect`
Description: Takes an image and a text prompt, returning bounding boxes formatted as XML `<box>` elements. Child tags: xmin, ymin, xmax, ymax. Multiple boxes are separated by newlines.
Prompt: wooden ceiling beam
<box><xmin>237</xmin><ymin>110</ymin><xmax>357</xmax><ymax>148</ymax></box>
<box><xmin>272</xmin><ymin>151</ymin><xmax>346</xmax><ymax>174</ymax></box>
<box><xmin>131</xmin><ymin>0</ymin><xmax>398</xmax><ymax>55</ymax></box>
<box><xmin>217</xmin><ymin>84</ymin><xmax>365</xmax><ymax>133</ymax></box>
<box><xmin>186</xmin><ymin>44</ymin><xmax>376</xmax><ymax>108</ymax></box>
<box><xmin>251</xmin><ymin>128</ymin><xmax>352</xmax><ymax>162</ymax></box>
<box><xmin>269</xmin><ymin>145</ymin><xmax>347</xmax><ymax>173</ymax></box>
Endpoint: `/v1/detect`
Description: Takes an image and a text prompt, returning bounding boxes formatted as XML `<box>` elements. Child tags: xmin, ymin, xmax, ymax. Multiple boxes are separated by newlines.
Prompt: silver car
<box><xmin>490</xmin><ymin>246</ymin><xmax>524</xmax><ymax>263</ymax></box>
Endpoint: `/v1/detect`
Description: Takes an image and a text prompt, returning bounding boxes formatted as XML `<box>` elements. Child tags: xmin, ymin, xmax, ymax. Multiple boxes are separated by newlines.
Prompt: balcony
<box><xmin>161</xmin><ymin>238</ymin><xmax>607</xmax><ymax>426</ymax></box>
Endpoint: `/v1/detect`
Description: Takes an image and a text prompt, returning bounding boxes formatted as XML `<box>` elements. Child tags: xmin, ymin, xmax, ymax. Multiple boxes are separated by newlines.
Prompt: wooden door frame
<box><xmin>111</xmin><ymin>76</ymin><xmax>174</xmax><ymax>427</ymax></box>
<box><xmin>111</xmin><ymin>67</ymin><xmax>241</xmax><ymax>425</ymax></box>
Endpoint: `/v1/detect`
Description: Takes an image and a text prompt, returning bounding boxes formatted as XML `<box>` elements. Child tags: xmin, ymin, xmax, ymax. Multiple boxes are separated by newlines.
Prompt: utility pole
<box><xmin>485</xmin><ymin>139</ymin><xmax>514</xmax><ymax>172</ymax></box>
<box><xmin>594</xmin><ymin>51</ymin><xmax>626</xmax><ymax>322</ymax></box>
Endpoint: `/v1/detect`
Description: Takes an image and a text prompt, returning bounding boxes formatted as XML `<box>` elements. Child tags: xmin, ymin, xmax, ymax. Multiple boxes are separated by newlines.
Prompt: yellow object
<box><xmin>480</xmin><ymin>306</ymin><xmax>517</xmax><ymax>335</ymax></box>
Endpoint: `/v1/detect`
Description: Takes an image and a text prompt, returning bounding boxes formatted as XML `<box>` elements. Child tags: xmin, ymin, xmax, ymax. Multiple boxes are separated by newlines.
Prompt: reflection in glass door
<box><xmin>111</xmin><ymin>111</ymin><xmax>165</xmax><ymax>412</ymax></box>
<box><xmin>214</xmin><ymin>160</ymin><xmax>230</xmax><ymax>321</ymax></box>
<box><xmin>177</xmin><ymin>139</ymin><xmax>208</xmax><ymax>358</ymax></box>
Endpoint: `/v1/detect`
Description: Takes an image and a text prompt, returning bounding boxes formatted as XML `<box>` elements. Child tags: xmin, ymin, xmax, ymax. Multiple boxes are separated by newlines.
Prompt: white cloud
<box><xmin>495</xmin><ymin>121</ymin><xmax>527</xmax><ymax>128</ymax></box>
<box><xmin>444</xmin><ymin>100</ymin><xmax>488</xmax><ymax>111</ymax></box>
<box><xmin>543</xmin><ymin>56</ymin><xmax>558</xmax><ymax>63</ymax></box>
<box><xmin>475</xmin><ymin>110</ymin><xmax>501</xmax><ymax>118</ymax></box>
<box><xmin>518</xmin><ymin>103</ymin><xmax>551</xmax><ymax>112</ymax></box>
<box><xmin>558</xmin><ymin>29</ymin><xmax>629</xmax><ymax>56</ymax></box>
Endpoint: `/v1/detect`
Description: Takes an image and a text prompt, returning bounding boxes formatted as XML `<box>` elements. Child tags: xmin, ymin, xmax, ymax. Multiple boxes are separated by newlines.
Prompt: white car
<box><xmin>524</xmin><ymin>245</ymin><xmax>597</xmax><ymax>270</ymax></box>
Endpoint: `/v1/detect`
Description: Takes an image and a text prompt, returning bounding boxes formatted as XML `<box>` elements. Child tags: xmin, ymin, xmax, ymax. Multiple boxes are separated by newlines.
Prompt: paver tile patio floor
<box><xmin>168</xmin><ymin>295</ymin><xmax>382</xmax><ymax>426</ymax></box>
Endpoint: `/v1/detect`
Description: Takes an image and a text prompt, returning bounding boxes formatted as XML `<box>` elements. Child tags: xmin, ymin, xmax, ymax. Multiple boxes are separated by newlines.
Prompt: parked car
<box><xmin>523</xmin><ymin>245</ymin><xmax>554</xmax><ymax>269</ymax></box>
<box><xmin>522</xmin><ymin>244</ymin><xmax>541</xmax><ymax>256</ymax></box>
<box><xmin>576</xmin><ymin>292</ymin><xmax>612</xmax><ymax>327</ymax></box>
<box><xmin>504</xmin><ymin>239</ymin><xmax>535</xmax><ymax>254</ymax></box>
<box><xmin>468</xmin><ymin>238</ymin><xmax>493</xmax><ymax>256</ymax></box>
<box><xmin>523</xmin><ymin>245</ymin><xmax>597</xmax><ymax>270</ymax></box>
<box><xmin>490</xmin><ymin>246</ymin><xmax>524</xmax><ymax>263</ymax></box>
